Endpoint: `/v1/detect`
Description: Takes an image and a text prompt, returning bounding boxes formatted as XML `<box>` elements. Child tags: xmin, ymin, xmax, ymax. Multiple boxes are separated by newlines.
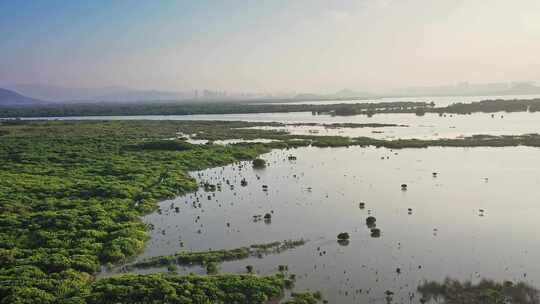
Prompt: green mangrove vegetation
<box><xmin>281</xmin><ymin>291</ymin><xmax>324</xmax><ymax>304</ymax></box>
<box><xmin>88</xmin><ymin>273</ymin><xmax>286</xmax><ymax>304</ymax></box>
<box><xmin>252</xmin><ymin>158</ymin><xmax>267</xmax><ymax>169</ymax></box>
<box><xmin>0</xmin><ymin>120</ymin><xmax>333</xmax><ymax>303</ymax></box>
<box><xmin>0</xmin><ymin>120</ymin><xmax>276</xmax><ymax>303</ymax></box>
<box><xmin>127</xmin><ymin>239</ymin><xmax>307</xmax><ymax>271</ymax></box>
<box><xmin>2</xmin><ymin>120</ymin><xmax>540</xmax><ymax>303</ymax></box>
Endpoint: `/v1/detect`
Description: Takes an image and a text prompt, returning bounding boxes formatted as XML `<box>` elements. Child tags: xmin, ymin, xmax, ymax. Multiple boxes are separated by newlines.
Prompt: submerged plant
<box><xmin>337</xmin><ymin>232</ymin><xmax>350</xmax><ymax>240</ymax></box>
<box><xmin>129</xmin><ymin>239</ymin><xmax>307</xmax><ymax>269</ymax></box>
<box><xmin>282</xmin><ymin>291</ymin><xmax>324</xmax><ymax>304</ymax></box>
<box><xmin>252</xmin><ymin>158</ymin><xmax>267</xmax><ymax>169</ymax></box>
<box><xmin>206</xmin><ymin>262</ymin><xmax>219</xmax><ymax>275</ymax></box>
<box><xmin>370</xmin><ymin>228</ymin><xmax>381</xmax><ymax>238</ymax></box>
<box><xmin>366</xmin><ymin>216</ymin><xmax>377</xmax><ymax>226</ymax></box>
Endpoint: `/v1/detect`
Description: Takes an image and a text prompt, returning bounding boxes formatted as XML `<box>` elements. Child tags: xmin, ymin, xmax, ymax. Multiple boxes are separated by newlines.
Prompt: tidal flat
<box><xmin>2</xmin><ymin>119</ymin><xmax>540</xmax><ymax>303</ymax></box>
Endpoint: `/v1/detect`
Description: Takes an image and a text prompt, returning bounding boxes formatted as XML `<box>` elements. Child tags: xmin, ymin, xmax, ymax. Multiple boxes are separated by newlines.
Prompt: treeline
<box><xmin>0</xmin><ymin>101</ymin><xmax>429</xmax><ymax>118</ymax></box>
<box><xmin>2</xmin><ymin>98</ymin><xmax>540</xmax><ymax>118</ymax></box>
<box><xmin>435</xmin><ymin>98</ymin><xmax>540</xmax><ymax>114</ymax></box>
<box><xmin>297</xmin><ymin>134</ymin><xmax>540</xmax><ymax>149</ymax></box>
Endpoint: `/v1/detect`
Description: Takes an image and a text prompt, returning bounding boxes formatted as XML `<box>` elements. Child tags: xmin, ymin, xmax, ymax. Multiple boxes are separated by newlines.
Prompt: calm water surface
<box><xmin>23</xmin><ymin>111</ymin><xmax>540</xmax><ymax>140</ymax></box>
<box><xmin>255</xmin><ymin>94</ymin><xmax>540</xmax><ymax>107</ymax></box>
<box><xmin>243</xmin><ymin>112</ymin><xmax>540</xmax><ymax>139</ymax></box>
<box><xmin>111</xmin><ymin>146</ymin><xmax>540</xmax><ymax>303</ymax></box>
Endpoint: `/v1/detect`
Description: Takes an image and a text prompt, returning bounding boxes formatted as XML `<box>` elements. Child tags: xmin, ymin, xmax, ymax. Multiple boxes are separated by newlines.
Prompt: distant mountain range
<box><xmin>3</xmin><ymin>81</ymin><xmax>540</xmax><ymax>105</ymax></box>
<box><xmin>4</xmin><ymin>84</ymin><xmax>193</xmax><ymax>103</ymax></box>
<box><xmin>291</xmin><ymin>83</ymin><xmax>540</xmax><ymax>101</ymax></box>
<box><xmin>0</xmin><ymin>88</ymin><xmax>47</xmax><ymax>106</ymax></box>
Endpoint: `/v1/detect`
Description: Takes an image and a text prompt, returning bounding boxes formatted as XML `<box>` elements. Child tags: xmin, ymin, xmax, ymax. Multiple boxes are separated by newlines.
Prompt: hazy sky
<box><xmin>1</xmin><ymin>0</ymin><xmax>540</xmax><ymax>93</ymax></box>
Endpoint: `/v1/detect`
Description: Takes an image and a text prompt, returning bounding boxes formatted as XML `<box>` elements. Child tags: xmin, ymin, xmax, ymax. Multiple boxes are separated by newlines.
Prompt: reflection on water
<box><xmin>107</xmin><ymin>146</ymin><xmax>540</xmax><ymax>303</ymax></box>
<box><xmin>418</xmin><ymin>279</ymin><xmax>539</xmax><ymax>304</ymax></box>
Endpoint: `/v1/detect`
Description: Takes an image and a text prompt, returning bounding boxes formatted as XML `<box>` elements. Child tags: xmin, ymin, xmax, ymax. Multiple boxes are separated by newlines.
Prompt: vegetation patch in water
<box><xmin>282</xmin><ymin>291</ymin><xmax>324</xmax><ymax>304</ymax></box>
<box><xmin>128</xmin><ymin>239</ymin><xmax>307</xmax><ymax>270</ymax></box>
<box><xmin>286</xmin><ymin>122</ymin><xmax>408</xmax><ymax>128</ymax></box>
<box><xmin>417</xmin><ymin>279</ymin><xmax>539</xmax><ymax>304</ymax></box>
<box><xmin>253</xmin><ymin>158</ymin><xmax>267</xmax><ymax>169</ymax></box>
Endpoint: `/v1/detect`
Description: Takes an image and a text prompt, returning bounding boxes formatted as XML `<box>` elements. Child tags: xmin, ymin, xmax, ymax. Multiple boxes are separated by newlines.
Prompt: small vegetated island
<box><xmin>126</xmin><ymin>239</ymin><xmax>306</xmax><ymax>270</ymax></box>
<box><xmin>1</xmin><ymin>118</ymin><xmax>539</xmax><ymax>303</ymax></box>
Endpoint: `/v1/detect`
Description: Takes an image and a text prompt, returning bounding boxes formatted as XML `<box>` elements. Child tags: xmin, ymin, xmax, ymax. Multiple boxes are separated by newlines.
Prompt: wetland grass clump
<box><xmin>366</xmin><ymin>216</ymin><xmax>377</xmax><ymax>226</ymax></box>
<box><xmin>250</xmin><ymin>239</ymin><xmax>306</xmax><ymax>253</ymax></box>
<box><xmin>89</xmin><ymin>273</ymin><xmax>287</xmax><ymax>304</ymax></box>
<box><xmin>284</xmin><ymin>278</ymin><xmax>295</xmax><ymax>289</ymax></box>
<box><xmin>282</xmin><ymin>291</ymin><xmax>325</xmax><ymax>304</ymax></box>
<box><xmin>206</xmin><ymin>262</ymin><xmax>219</xmax><ymax>275</ymax></box>
<box><xmin>337</xmin><ymin>232</ymin><xmax>350</xmax><ymax>240</ymax></box>
<box><xmin>282</xmin><ymin>273</ymin><xmax>297</xmax><ymax>289</ymax></box>
<box><xmin>166</xmin><ymin>264</ymin><xmax>177</xmax><ymax>272</ymax></box>
<box><xmin>125</xmin><ymin>139</ymin><xmax>195</xmax><ymax>151</ymax></box>
<box><xmin>337</xmin><ymin>233</ymin><xmax>350</xmax><ymax>245</ymax></box>
<box><xmin>176</xmin><ymin>247</ymin><xmax>250</xmax><ymax>265</ymax></box>
<box><xmin>311</xmin><ymin>136</ymin><xmax>352</xmax><ymax>147</ymax></box>
<box><xmin>203</xmin><ymin>182</ymin><xmax>217</xmax><ymax>192</ymax></box>
<box><xmin>252</xmin><ymin>158</ymin><xmax>267</xmax><ymax>169</ymax></box>
<box><xmin>129</xmin><ymin>239</ymin><xmax>307</xmax><ymax>269</ymax></box>
<box><xmin>370</xmin><ymin>228</ymin><xmax>381</xmax><ymax>238</ymax></box>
